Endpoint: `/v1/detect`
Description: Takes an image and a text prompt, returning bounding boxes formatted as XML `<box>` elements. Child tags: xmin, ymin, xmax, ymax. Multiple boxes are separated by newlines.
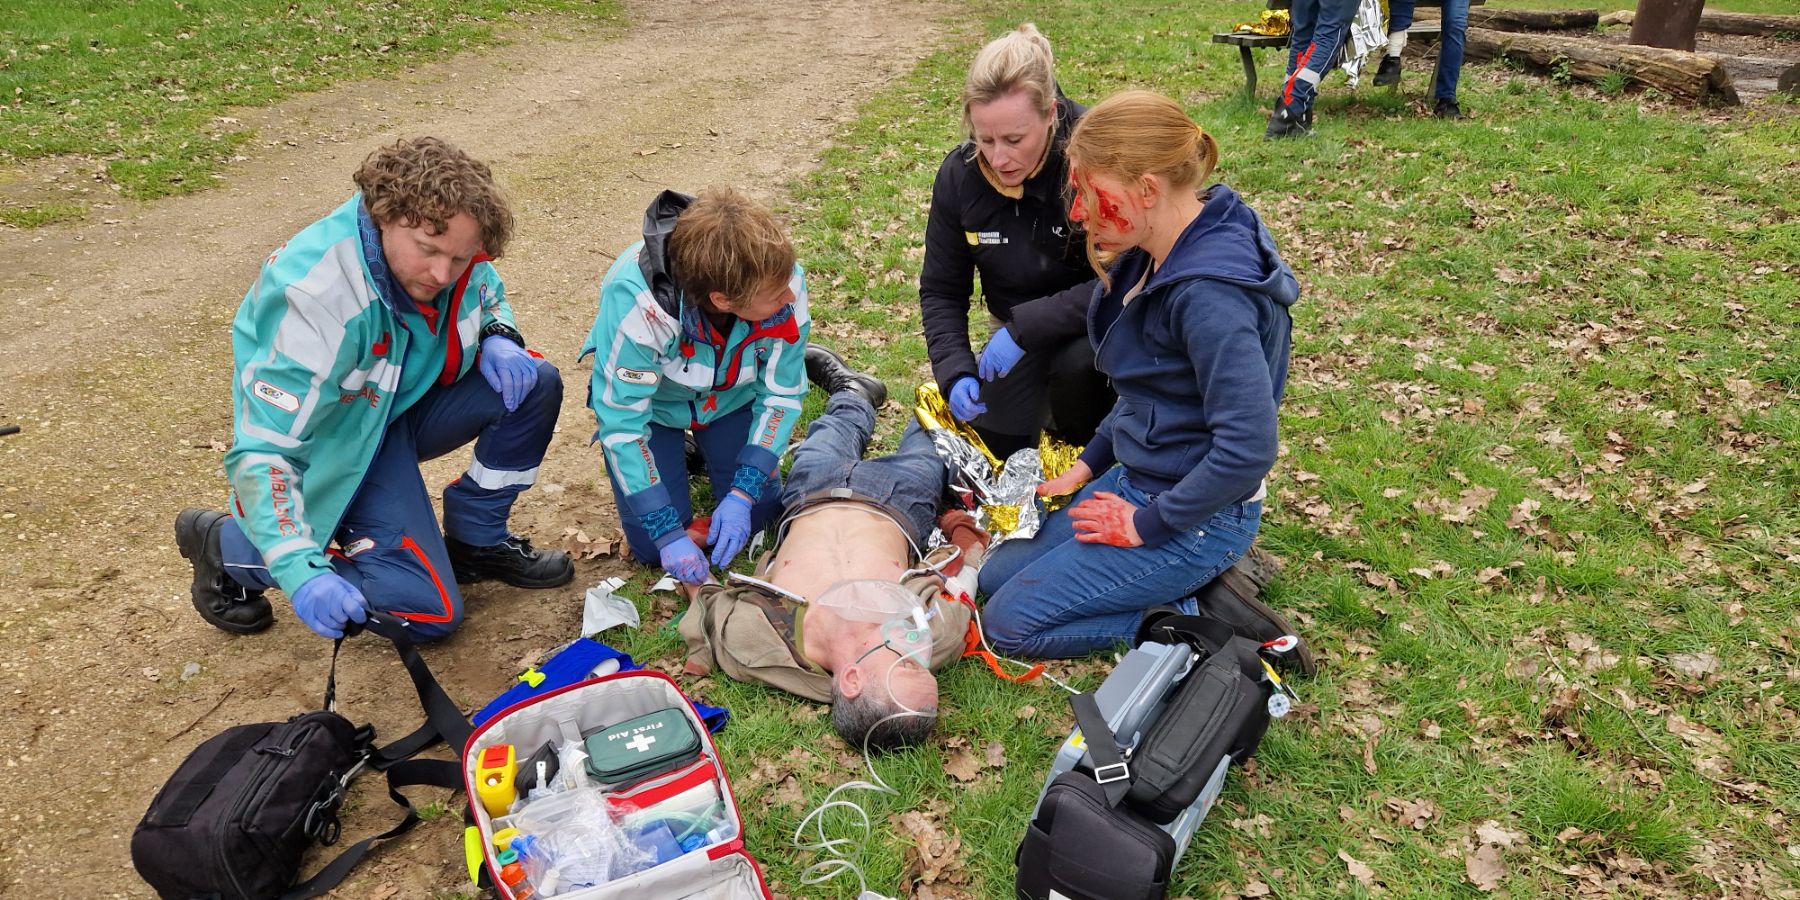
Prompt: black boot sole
<box><xmin>176</xmin><ymin>508</ymin><xmax>274</xmax><ymax>634</ymax></box>
<box><xmin>449</xmin><ymin>558</ymin><xmax>575</xmax><ymax>589</ymax></box>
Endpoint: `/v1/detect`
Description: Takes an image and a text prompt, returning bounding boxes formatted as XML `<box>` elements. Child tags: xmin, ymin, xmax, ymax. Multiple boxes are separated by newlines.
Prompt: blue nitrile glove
<box><xmin>292</xmin><ymin>573</ymin><xmax>369</xmax><ymax>640</ymax></box>
<box><xmin>707</xmin><ymin>491</ymin><xmax>754</xmax><ymax>569</ymax></box>
<box><xmin>977</xmin><ymin>325</ymin><xmax>1026</xmax><ymax>382</ymax></box>
<box><xmin>947</xmin><ymin>376</ymin><xmax>987</xmax><ymax>421</ymax></box>
<box><xmin>479</xmin><ymin>335</ymin><xmax>538</xmax><ymax>412</ymax></box>
<box><xmin>660</xmin><ymin>534</ymin><xmax>711</xmax><ymax>585</ymax></box>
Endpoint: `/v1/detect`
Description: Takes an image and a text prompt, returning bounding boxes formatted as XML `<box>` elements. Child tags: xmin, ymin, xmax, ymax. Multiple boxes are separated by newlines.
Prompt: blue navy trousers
<box><xmin>608</xmin><ymin>402</ymin><xmax>786</xmax><ymax>563</ymax></box>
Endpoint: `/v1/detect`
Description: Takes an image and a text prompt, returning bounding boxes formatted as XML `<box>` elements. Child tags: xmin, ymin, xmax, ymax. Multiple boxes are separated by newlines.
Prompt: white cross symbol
<box><xmin>626</xmin><ymin>734</ymin><xmax>657</xmax><ymax>753</ymax></box>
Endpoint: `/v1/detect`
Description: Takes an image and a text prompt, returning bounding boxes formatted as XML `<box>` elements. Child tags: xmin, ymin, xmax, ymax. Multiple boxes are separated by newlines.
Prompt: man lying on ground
<box><xmin>679</xmin><ymin>347</ymin><xmax>990</xmax><ymax>751</ymax></box>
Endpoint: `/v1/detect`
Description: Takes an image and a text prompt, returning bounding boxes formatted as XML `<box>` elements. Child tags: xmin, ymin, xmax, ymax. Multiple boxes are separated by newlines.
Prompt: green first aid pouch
<box><xmin>583</xmin><ymin>708</ymin><xmax>701</xmax><ymax>787</ymax></box>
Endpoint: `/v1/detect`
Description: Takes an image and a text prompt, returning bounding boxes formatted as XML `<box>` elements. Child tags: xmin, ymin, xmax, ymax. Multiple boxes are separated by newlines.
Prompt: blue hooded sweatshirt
<box><xmin>1076</xmin><ymin>184</ymin><xmax>1299</xmax><ymax>547</ymax></box>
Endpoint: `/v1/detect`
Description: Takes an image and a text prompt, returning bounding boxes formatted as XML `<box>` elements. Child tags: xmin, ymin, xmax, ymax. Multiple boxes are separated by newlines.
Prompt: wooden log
<box><xmin>1466</xmin><ymin>8</ymin><xmax>1600</xmax><ymax>32</ymax></box>
<box><xmin>1598</xmin><ymin>9</ymin><xmax>1800</xmax><ymax>37</ymax></box>
<box><xmin>1464</xmin><ymin>27</ymin><xmax>1740</xmax><ymax>104</ymax></box>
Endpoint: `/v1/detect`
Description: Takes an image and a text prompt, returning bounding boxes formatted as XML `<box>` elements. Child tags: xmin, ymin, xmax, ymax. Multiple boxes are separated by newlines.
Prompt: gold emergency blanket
<box><xmin>915</xmin><ymin>383</ymin><xmax>1081</xmax><ymax>546</ymax></box>
<box><xmin>1233</xmin><ymin>10</ymin><xmax>1291</xmax><ymax>36</ymax></box>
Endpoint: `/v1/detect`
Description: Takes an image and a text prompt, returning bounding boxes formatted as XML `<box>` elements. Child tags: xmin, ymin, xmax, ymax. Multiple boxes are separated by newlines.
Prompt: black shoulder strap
<box><xmin>363</xmin><ymin>614</ymin><xmax>473</xmax><ymax>767</ymax></box>
<box><xmin>280</xmin><ymin>759</ymin><xmax>463</xmax><ymax>900</ymax></box>
<box><xmin>1070</xmin><ymin>692</ymin><xmax>1131</xmax><ymax>806</ymax></box>
<box><xmin>283</xmin><ymin>612</ymin><xmax>472</xmax><ymax>899</ymax></box>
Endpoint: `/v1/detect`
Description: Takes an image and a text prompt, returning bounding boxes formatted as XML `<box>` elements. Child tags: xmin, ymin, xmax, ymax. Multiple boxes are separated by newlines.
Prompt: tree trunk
<box><xmin>1467</xmin><ymin>8</ymin><xmax>1600</xmax><ymax>32</ymax></box>
<box><xmin>1602</xmin><ymin>9</ymin><xmax>1800</xmax><ymax>37</ymax></box>
<box><xmin>1629</xmin><ymin>0</ymin><xmax>1706</xmax><ymax>51</ymax></box>
<box><xmin>1463</xmin><ymin>27</ymin><xmax>1740</xmax><ymax>104</ymax></box>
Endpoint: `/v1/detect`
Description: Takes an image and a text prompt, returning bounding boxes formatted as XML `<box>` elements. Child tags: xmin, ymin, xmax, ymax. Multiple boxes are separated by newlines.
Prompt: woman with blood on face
<box><xmin>975</xmin><ymin>91</ymin><xmax>1300</xmax><ymax>659</ymax></box>
<box><xmin>917</xmin><ymin>23</ymin><xmax>1114</xmax><ymax>459</ymax></box>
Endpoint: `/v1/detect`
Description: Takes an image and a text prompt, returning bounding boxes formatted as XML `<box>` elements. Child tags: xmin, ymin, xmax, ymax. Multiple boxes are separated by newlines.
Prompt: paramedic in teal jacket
<box><xmin>175</xmin><ymin>137</ymin><xmax>573</xmax><ymax>642</ymax></box>
<box><xmin>978</xmin><ymin>92</ymin><xmax>1298</xmax><ymax>657</ymax></box>
<box><xmin>582</xmin><ymin>189</ymin><xmax>811</xmax><ymax>585</ymax></box>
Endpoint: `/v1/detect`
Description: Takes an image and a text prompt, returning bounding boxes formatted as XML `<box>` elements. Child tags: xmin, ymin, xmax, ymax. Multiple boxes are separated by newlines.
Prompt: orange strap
<box><xmin>948</xmin><ymin>590</ymin><xmax>1045</xmax><ymax>684</ymax></box>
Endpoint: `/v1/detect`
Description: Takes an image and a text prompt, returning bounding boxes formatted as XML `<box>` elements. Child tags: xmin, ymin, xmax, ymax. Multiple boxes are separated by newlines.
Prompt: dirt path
<box><xmin>0</xmin><ymin>1</ymin><xmax>947</xmax><ymax>894</ymax></box>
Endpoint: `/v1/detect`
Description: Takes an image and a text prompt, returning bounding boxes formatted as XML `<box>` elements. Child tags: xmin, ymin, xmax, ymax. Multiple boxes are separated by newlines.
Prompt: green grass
<box><xmin>721</xmin><ymin>1</ymin><xmax>1800</xmax><ymax>897</ymax></box>
<box><xmin>0</xmin><ymin>0</ymin><xmax>621</xmax><ymax>219</ymax></box>
<box><xmin>0</xmin><ymin>200</ymin><xmax>87</xmax><ymax>228</ymax></box>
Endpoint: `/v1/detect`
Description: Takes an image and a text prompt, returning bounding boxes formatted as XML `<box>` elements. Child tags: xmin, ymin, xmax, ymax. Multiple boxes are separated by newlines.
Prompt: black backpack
<box><xmin>131</xmin><ymin>613</ymin><xmax>471</xmax><ymax>900</ymax></box>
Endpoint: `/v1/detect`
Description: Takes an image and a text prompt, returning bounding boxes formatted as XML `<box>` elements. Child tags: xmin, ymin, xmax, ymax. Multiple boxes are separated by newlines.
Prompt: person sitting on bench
<box><xmin>679</xmin><ymin>349</ymin><xmax>990</xmax><ymax>751</ymax></box>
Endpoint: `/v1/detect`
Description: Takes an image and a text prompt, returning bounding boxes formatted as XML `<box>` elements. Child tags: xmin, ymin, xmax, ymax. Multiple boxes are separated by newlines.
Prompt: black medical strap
<box><xmin>280</xmin><ymin>612</ymin><xmax>472</xmax><ymax>899</ymax></box>
<box><xmin>1070</xmin><ymin>691</ymin><xmax>1132</xmax><ymax>807</ymax></box>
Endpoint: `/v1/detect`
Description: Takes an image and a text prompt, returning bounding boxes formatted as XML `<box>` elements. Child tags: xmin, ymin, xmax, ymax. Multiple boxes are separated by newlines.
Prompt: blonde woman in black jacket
<box><xmin>918</xmin><ymin>23</ymin><xmax>1113</xmax><ymax>458</ymax></box>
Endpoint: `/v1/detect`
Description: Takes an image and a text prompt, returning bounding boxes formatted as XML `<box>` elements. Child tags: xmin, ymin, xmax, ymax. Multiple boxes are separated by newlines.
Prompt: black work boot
<box><xmin>804</xmin><ymin>344</ymin><xmax>888</xmax><ymax>408</ymax></box>
<box><xmin>1433</xmin><ymin>98</ymin><xmax>1465</xmax><ymax>119</ymax></box>
<box><xmin>445</xmin><ymin>534</ymin><xmax>574</xmax><ymax>588</ymax></box>
<box><xmin>175</xmin><ymin>508</ymin><xmax>274</xmax><ymax>634</ymax></box>
<box><xmin>1264</xmin><ymin>100</ymin><xmax>1314</xmax><ymax>139</ymax></box>
<box><xmin>1373</xmin><ymin>54</ymin><xmax>1402</xmax><ymax>87</ymax></box>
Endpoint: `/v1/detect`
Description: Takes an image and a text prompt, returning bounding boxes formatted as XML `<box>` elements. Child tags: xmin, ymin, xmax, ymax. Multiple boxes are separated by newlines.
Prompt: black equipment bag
<box><xmin>1124</xmin><ymin>612</ymin><xmax>1273</xmax><ymax>824</ymax></box>
<box><xmin>132</xmin><ymin>613</ymin><xmax>471</xmax><ymax>900</ymax></box>
<box><xmin>1015</xmin><ymin>770</ymin><xmax>1176</xmax><ymax>900</ymax></box>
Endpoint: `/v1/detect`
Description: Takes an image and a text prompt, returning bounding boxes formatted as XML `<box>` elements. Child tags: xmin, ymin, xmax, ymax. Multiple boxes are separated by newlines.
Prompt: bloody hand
<box><xmin>1070</xmin><ymin>491</ymin><xmax>1144</xmax><ymax>547</ymax></box>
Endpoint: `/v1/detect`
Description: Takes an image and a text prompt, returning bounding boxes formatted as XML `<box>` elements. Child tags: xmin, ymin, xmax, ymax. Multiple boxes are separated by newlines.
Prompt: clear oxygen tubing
<box><xmin>788</xmin><ymin>539</ymin><xmax>1079</xmax><ymax>898</ymax></box>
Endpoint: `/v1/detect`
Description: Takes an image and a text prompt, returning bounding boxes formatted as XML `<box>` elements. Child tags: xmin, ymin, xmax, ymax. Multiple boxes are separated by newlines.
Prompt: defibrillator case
<box><xmin>464</xmin><ymin>670</ymin><xmax>770</xmax><ymax>899</ymax></box>
<box><xmin>1036</xmin><ymin>641</ymin><xmax>1227</xmax><ymax>864</ymax></box>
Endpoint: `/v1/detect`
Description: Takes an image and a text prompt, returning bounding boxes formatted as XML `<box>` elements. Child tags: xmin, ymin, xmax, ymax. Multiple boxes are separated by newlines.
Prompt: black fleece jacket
<box><xmin>918</xmin><ymin>96</ymin><xmax>1095</xmax><ymax>391</ymax></box>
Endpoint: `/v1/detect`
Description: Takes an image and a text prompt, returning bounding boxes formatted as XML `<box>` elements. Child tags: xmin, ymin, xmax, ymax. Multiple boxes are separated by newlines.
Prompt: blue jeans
<box><xmin>221</xmin><ymin>360</ymin><xmax>563</xmax><ymax>640</ymax></box>
<box><xmin>1283</xmin><ymin>0</ymin><xmax>1362</xmax><ymax>111</ymax></box>
<box><xmin>1389</xmin><ymin>0</ymin><xmax>1469</xmax><ymax>101</ymax></box>
<box><xmin>610</xmin><ymin>403</ymin><xmax>786</xmax><ymax>562</ymax></box>
<box><xmin>977</xmin><ymin>466</ymin><xmax>1262</xmax><ymax>658</ymax></box>
<box><xmin>780</xmin><ymin>392</ymin><xmax>948</xmax><ymax>541</ymax></box>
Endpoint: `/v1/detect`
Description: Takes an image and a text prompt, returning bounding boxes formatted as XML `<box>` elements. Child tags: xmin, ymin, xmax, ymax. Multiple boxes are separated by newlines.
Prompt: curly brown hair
<box><xmin>352</xmin><ymin>136</ymin><xmax>514</xmax><ymax>258</ymax></box>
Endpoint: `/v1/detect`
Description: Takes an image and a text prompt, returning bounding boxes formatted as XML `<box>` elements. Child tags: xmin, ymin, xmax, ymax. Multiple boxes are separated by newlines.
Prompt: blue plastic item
<box><xmin>632</xmin><ymin>823</ymin><xmax>682</xmax><ymax>865</ymax></box>
<box><xmin>472</xmin><ymin>638</ymin><xmax>729</xmax><ymax>732</ymax></box>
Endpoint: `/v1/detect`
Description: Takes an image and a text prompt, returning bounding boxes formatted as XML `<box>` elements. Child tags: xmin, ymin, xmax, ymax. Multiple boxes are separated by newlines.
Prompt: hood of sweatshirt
<box><xmin>637</xmin><ymin>189</ymin><xmax>694</xmax><ymax>318</ymax></box>
<box><xmin>1137</xmin><ymin>184</ymin><xmax>1298</xmax><ymax>308</ymax></box>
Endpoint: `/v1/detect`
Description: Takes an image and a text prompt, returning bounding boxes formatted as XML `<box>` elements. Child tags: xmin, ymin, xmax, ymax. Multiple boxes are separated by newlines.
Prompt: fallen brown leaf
<box><xmin>983</xmin><ymin>741</ymin><xmax>1007</xmax><ymax>769</ymax></box>
<box><xmin>1339</xmin><ymin>848</ymin><xmax>1379</xmax><ymax>889</ymax></box>
<box><xmin>1465</xmin><ymin>841</ymin><xmax>1504</xmax><ymax>891</ymax></box>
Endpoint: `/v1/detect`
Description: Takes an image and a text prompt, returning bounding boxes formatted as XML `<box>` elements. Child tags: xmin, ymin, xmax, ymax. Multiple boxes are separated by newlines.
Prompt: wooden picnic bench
<box><xmin>1212</xmin><ymin>0</ymin><xmax>1486</xmax><ymax>99</ymax></box>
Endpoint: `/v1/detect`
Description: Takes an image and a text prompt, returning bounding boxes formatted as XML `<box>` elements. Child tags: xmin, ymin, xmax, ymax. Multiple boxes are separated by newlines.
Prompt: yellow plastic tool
<box><xmin>463</xmin><ymin>825</ymin><xmax>485</xmax><ymax>885</ymax></box>
<box><xmin>474</xmin><ymin>744</ymin><xmax>518</xmax><ymax>818</ymax></box>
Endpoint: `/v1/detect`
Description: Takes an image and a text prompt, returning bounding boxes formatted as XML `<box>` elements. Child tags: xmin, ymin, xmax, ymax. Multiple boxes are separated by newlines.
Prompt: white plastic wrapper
<box><xmin>1340</xmin><ymin>0</ymin><xmax>1388</xmax><ymax>85</ymax></box>
<box><xmin>581</xmin><ymin>576</ymin><xmax>640</xmax><ymax>635</ymax></box>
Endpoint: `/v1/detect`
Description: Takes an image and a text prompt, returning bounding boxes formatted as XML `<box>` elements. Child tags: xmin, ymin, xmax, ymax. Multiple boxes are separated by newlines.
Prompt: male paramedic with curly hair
<box><xmin>175</xmin><ymin>136</ymin><xmax>573</xmax><ymax>641</ymax></box>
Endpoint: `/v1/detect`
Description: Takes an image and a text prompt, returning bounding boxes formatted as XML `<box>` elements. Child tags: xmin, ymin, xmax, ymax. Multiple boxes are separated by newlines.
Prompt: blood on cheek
<box><xmin>1095</xmin><ymin>189</ymin><xmax>1133</xmax><ymax>232</ymax></box>
<box><xmin>1067</xmin><ymin>171</ymin><xmax>1134</xmax><ymax>233</ymax></box>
